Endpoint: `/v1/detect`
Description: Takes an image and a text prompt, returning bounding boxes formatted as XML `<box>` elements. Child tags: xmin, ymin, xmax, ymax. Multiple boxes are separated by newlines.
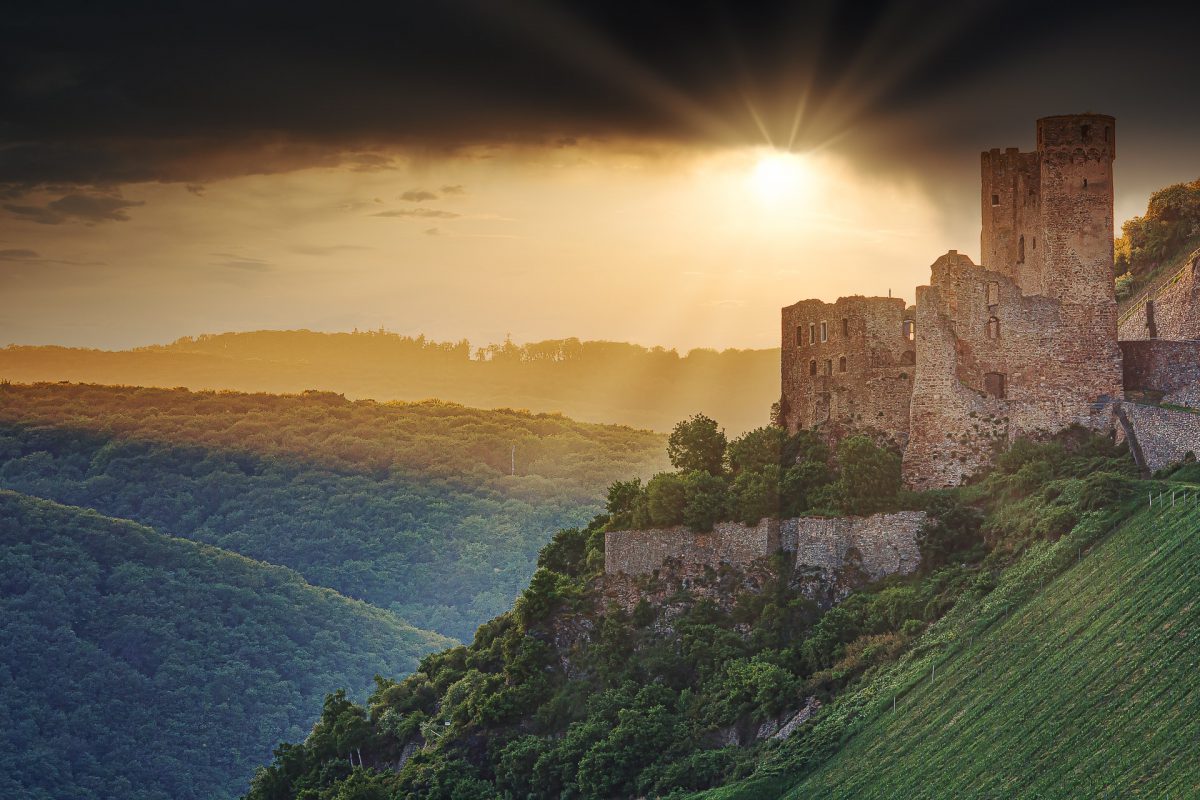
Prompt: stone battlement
<box><xmin>604</xmin><ymin>512</ymin><xmax>925</xmax><ymax>582</ymax></box>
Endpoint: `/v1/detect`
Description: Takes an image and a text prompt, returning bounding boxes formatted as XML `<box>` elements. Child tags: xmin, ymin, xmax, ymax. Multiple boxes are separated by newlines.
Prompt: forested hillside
<box><xmin>0</xmin><ymin>332</ymin><xmax>779</xmax><ymax>433</ymax></box>
<box><xmin>244</xmin><ymin>423</ymin><xmax>1161</xmax><ymax>799</ymax></box>
<box><xmin>0</xmin><ymin>382</ymin><xmax>667</xmax><ymax>639</ymax></box>
<box><xmin>0</xmin><ymin>491</ymin><xmax>451</xmax><ymax>800</ymax></box>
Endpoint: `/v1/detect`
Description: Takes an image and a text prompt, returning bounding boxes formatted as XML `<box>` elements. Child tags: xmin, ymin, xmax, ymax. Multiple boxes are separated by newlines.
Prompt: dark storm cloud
<box><xmin>211</xmin><ymin>253</ymin><xmax>274</xmax><ymax>271</ymax></box>
<box><xmin>3</xmin><ymin>193</ymin><xmax>144</xmax><ymax>224</ymax></box>
<box><xmin>2</xmin><ymin>0</ymin><xmax>1198</xmax><ymax>190</ymax></box>
<box><xmin>0</xmin><ymin>249</ymin><xmax>41</xmax><ymax>261</ymax></box>
<box><xmin>401</xmin><ymin>189</ymin><xmax>439</xmax><ymax>202</ymax></box>
<box><xmin>372</xmin><ymin>208</ymin><xmax>460</xmax><ymax>219</ymax></box>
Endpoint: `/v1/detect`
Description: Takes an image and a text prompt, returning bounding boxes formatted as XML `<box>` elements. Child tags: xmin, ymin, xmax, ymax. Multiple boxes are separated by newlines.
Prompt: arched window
<box><xmin>795</xmin><ymin>325</ymin><xmax>804</xmax><ymax>347</ymax></box>
<box><xmin>841</xmin><ymin>318</ymin><xmax>849</xmax><ymax>338</ymax></box>
<box><xmin>838</xmin><ymin>355</ymin><xmax>847</xmax><ymax>373</ymax></box>
<box><xmin>809</xmin><ymin>359</ymin><xmax>817</xmax><ymax>376</ymax></box>
<box><xmin>903</xmin><ymin>319</ymin><xmax>915</xmax><ymax>341</ymax></box>
<box><xmin>987</xmin><ymin>316</ymin><xmax>1000</xmax><ymax>339</ymax></box>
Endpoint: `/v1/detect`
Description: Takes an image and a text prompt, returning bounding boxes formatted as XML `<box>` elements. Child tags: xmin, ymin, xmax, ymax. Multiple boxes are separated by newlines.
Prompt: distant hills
<box><xmin>0</xmin><ymin>331</ymin><xmax>779</xmax><ymax>434</ymax></box>
<box><xmin>0</xmin><ymin>490</ymin><xmax>452</xmax><ymax>800</ymax></box>
<box><xmin>0</xmin><ymin>381</ymin><xmax>668</xmax><ymax>640</ymax></box>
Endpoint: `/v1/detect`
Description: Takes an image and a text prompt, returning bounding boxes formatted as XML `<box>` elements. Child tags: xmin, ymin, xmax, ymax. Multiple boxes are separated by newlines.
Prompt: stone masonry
<box><xmin>780</xmin><ymin>296</ymin><xmax>916</xmax><ymax>448</ymax></box>
<box><xmin>779</xmin><ymin>114</ymin><xmax>1175</xmax><ymax>489</ymax></box>
<box><xmin>1117</xmin><ymin>249</ymin><xmax>1200</xmax><ymax>342</ymax></box>
<box><xmin>604</xmin><ymin>512</ymin><xmax>925</xmax><ymax>583</ymax></box>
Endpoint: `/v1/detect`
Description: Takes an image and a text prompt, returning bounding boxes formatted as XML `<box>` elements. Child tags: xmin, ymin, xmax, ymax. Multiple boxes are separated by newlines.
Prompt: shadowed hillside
<box><xmin>0</xmin><ymin>331</ymin><xmax>779</xmax><ymax>434</ymax></box>
<box><xmin>0</xmin><ymin>382</ymin><xmax>668</xmax><ymax>640</ymax></box>
<box><xmin>0</xmin><ymin>490</ymin><xmax>451</xmax><ymax>800</ymax></box>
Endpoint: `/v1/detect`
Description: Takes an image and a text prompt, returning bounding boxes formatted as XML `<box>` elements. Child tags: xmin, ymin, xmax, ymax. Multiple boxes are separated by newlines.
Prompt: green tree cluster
<box><xmin>245</xmin><ymin>428</ymin><xmax>1137</xmax><ymax>800</ymax></box>
<box><xmin>608</xmin><ymin>415</ymin><xmax>907</xmax><ymax>531</ymax></box>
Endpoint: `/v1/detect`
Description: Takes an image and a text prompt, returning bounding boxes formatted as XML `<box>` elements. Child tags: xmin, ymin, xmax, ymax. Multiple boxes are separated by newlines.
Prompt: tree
<box><xmin>681</xmin><ymin>470</ymin><xmax>728</xmax><ymax>532</ymax></box>
<box><xmin>727</xmin><ymin>426</ymin><xmax>787</xmax><ymax>475</ymax></box>
<box><xmin>605</xmin><ymin>478</ymin><xmax>645</xmax><ymax>530</ymax></box>
<box><xmin>666</xmin><ymin>415</ymin><xmax>727</xmax><ymax>475</ymax></box>
<box><xmin>834</xmin><ymin>435</ymin><xmax>902</xmax><ymax>515</ymax></box>
<box><xmin>645</xmin><ymin>473</ymin><xmax>686</xmax><ymax>527</ymax></box>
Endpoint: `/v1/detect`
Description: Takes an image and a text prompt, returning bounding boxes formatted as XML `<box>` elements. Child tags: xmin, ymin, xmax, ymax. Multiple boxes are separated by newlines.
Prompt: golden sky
<box><xmin>3</xmin><ymin>2</ymin><xmax>1197</xmax><ymax>351</ymax></box>
<box><xmin>1</xmin><ymin>142</ymin><xmax>969</xmax><ymax>351</ymax></box>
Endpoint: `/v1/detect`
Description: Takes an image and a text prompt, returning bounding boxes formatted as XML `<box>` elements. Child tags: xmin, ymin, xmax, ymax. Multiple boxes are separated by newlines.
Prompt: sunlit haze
<box><xmin>2</xmin><ymin>143</ymin><xmax>945</xmax><ymax>351</ymax></box>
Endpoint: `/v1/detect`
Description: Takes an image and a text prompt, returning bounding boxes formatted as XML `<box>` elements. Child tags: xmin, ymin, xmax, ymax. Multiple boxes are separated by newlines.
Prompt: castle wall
<box><xmin>780</xmin><ymin>512</ymin><xmax>923</xmax><ymax>583</ymax></box>
<box><xmin>1121</xmin><ymin>403</ymin><xmax>1200</xmax><ymax>473</ymax></box>
<box><xmin>904</xmin><ymin>251</ymin><xmax>1121</xmax><ymax>489</ymax></box>
<box><xmin>780</xmin><ymin>296</ymin><xmax>914</xmax><ymax>446</ymax></box>
<box><xmin>604</xmin><ymin>519</ymin><xmax>779</xmax><ymax>577</ymax></box>
<box><xmin>1120</xmin><ymin>340</ymin><xmax>1200</xmax><ymax>401</ymax></box>
<box><xmin>604</xmin><ymin>512</ymin><xmax>925</xmax><ymax>581</ymax></box>
<box><xmin>1117</xmin><ymin>251</ymin><xmax>1200</xmax><ymax>341</ymax></box>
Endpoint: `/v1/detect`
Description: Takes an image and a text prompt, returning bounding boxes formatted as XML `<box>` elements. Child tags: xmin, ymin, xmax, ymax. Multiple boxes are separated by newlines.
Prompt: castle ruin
<box><xmin>781</xmin><ymin>114</ymin><xmax>1200</xmax><ymax>487</ymax></box>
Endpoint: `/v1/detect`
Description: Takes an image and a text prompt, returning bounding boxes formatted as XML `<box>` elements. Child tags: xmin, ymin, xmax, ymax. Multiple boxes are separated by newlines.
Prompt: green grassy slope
<box><xmin>0</xmin><ymin>490</ymin><xmax>452</xmax><ymax>800</ymax></box>
<box><xmin>711</xmin><ymin>492</ymin><xmax>1200</xmax><ymax>799</ymax></box>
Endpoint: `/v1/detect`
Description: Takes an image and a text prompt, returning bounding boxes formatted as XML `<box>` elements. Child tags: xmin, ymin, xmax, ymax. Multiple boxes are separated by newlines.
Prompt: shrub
<box><xmin>682</xmin><ymin>470</ymin><xmax>729</xmax><ymax>532</ymax></box>
<box><xmin>834</xmin><ymin>435</ymin><xmax>902</xmax><ymax>514</ymax></box>
<box><xmin>667</xmin><ymin>414</ymin><xmax>728</xmax><ymax>475</ymax></box>
<box><xmin>646</xmin><ymin>472</ymin><xmax>687</xmax><ymax>527</ymax></box>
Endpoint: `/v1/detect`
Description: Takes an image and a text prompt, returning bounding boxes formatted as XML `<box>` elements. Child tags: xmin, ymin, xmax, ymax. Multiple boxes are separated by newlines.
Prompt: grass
<box><xmin>1117</xmin><ymin>238</ymin><xmax>1200</xmax><ymax>325</ymax></box>
<box><xmin>701</xmin><ymin>485</ymin><xmax>1200</xmax><ymax>799</ymax></box>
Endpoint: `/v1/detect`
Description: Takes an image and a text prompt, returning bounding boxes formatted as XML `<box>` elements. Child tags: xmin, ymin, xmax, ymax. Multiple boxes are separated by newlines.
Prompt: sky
<box><xmin>2</xmin><ymin>0</ymin><xmax>1199</xmax><ymax>351</ymax></box>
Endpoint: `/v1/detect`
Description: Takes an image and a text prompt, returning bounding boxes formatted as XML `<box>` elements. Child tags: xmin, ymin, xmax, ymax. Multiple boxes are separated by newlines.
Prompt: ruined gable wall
<box><xmin>905</xmin><ymin>251</ymin><xmax>1120</xmax><ymax>489</ymax></box>
<box><xmin>780</xmin><ymin>296</ymin><xmax>914</xmax><ymax>446</ymax></box>
<box><xmin>981</xmin><ymin>148</ymin><xmax>1042</xmax><ymax>289</ymax></box>
<box><xmin>1117</xmin><ymin>252</ymin><xmax>1200</xmax><ymax>341</ymax></box>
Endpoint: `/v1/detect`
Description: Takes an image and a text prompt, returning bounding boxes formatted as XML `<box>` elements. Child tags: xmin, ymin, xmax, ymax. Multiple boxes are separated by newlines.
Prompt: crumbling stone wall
<box><xmin>1120</xmin><ymin>340</ymin><xmax>1200</xmax><ymax>401</ymax></box>
<box><xmin>781</xmin><ymin>511</ymin><xmax>923</xmax><ymax>582</ymax></box>
<box><xmin>780</xmin><ymin>296</ymin><xmax>915</xmax><ymax>447</ymax></box>
<box><xmin>604</xmin><ymin>512</ymin><xmax>924</xmax><ymax>581</ymax></box>
<box><xmin>1118</xmin><ymin>251</ymin><xmax>1200</xmax><ymax>341</ymax></box>
<box><xmin>604</xmin><ymin>519</ymin><xmax>780</xmax><ymax>577</ymax></box>
<box><xmin>1121</xmin><ymin>403</ymin><xmax>1200</xmax><ymax>473</ymax></box>
<box><xmin>904</xmin><ymin>250</ymin><xmax>1120</xmax><ymax>488</ymax></box>
<box><xmin>783</xmin><ymin>115</ymin><xmax>1124</xmax><ymax>490</ymax></box>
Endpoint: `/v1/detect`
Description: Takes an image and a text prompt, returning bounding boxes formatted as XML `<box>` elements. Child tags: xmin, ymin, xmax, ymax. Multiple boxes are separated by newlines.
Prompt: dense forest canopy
<box><xmin>0</xmin><ymin>382</ymin><xmax>667</xmax><ymax>639</ymax></box>
<box><xmin>0</xmin><ymin>332</ymin><xmax>779</xmax><ymax>434</ymax></box>
<box><xmin>0</xmin><ymin>490</ymin><xmax>451</xmax><ymax>800</ymax></box>
<box><xmin>244</xmin><ymin>427</ymin><xmax>1143</xmax><ymax>799</ymax></box>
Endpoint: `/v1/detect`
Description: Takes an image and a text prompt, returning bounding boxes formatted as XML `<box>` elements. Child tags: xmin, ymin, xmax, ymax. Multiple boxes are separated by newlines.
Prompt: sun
<box><xmin>749</xmin><ymin>150</ymin><xmax>809</xmax><ymax>204</ymax></box>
